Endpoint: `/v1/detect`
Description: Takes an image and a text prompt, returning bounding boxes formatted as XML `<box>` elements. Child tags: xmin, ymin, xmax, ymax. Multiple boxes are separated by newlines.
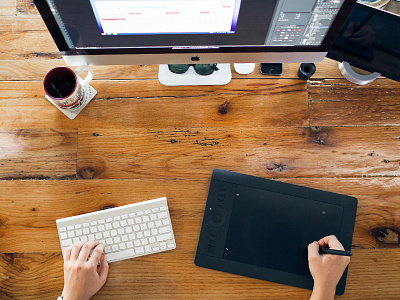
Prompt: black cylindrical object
<box><xmin>298</xmin><ymin>63</ymin><xmax>316</xmax><ymax>80</ymax></box>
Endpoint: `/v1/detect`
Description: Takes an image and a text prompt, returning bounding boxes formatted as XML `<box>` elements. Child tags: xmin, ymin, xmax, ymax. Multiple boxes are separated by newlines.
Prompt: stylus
<box><xmin>319</xmin><ymin>248</ymin><xmax>352</xmax><ymax>256</ymax></box>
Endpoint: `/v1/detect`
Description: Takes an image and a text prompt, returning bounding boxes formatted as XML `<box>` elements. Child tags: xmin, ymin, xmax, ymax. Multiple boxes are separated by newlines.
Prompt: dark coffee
<box><xmin>44</xmin><ymin>68</ymin><xmax>76</xmax><ymax>98</ymax></box>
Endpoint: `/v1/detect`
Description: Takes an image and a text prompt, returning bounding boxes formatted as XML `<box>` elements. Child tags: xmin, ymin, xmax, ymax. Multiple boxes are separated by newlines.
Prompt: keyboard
<box><xmin>56</xmin><ymin>197</ymin><xmax>176</xmax><ymax>263</ymax></box>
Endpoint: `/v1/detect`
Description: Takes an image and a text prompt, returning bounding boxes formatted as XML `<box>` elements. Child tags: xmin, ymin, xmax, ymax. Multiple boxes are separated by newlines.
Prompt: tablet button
<box><xmin>212</xmin><ymin>214</ymin><xmax>222</xmax><ymax>223</ymax></box>
<box><xmin>210</xmin><ymin>212</ymin><xmax>225</xmax><ymax>226</ymax></box>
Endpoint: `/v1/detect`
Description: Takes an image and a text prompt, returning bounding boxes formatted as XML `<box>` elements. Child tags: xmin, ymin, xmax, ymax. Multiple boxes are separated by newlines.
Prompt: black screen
<box><xmin>327</xmin><ymin>2</ymin><xmax>400</xmax><ymax>82</ymax></box>
<box><xmin>223</xmin><ymin>185</ymin><xmax>343</xmax><ymax>276</ymax></box>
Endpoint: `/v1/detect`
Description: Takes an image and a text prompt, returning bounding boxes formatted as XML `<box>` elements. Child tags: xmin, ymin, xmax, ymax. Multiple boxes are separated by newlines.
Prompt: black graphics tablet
<box><xmin>195</xmin><ymin>169</ymin><xmax>357</xmax><ymax>295</ymax></box>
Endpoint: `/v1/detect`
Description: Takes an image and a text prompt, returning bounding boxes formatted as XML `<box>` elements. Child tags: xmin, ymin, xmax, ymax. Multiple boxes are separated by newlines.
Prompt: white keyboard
<box><xmin>56</xmin><ymin>197</ymin><xmax>176</xmax><ymax>263</ymax></box>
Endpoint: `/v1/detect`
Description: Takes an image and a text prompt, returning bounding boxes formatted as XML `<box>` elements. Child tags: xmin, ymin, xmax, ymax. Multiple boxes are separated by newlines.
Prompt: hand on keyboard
<box><xmin>62</xmin><ymin>240</ymin><xmax>109</xmax><ymax>300</ymax></box>
<box><xmin>57</xmin><ymin>197</ymin><xmax>176</xmax><ymax>263</ymax></box>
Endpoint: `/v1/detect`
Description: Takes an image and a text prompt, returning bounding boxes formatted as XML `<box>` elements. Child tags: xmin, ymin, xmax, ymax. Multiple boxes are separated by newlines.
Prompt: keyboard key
<box><xmin>121</xmin><ymin>214</ymin><xmax>128</xmax><ymax>219</ymax></box>
<box><xmin>81</xmin><ymin>236</ymin><xmax>88</xmax><ymax>242</ymax></box>
<box><xmin>145</xmin><ymin>245</ymin><xmax>152</xmax><ymax>253</ymax></box>
<box><xmin>67</xmin><ymin>225</ymin><xmax>74</xmax><ymax>231</ymax></box>
<box><xmin>158</xmin><ymin>212</ymin><xmax>168</xmax><ymax>219</ymax></box>
<box><xmin>127</xmin><ymin>241</ymin><xmax>133</xmax><ymax>248</ymax></box>
<box><xmin>96</xmin><ymin>233</ymin><xmax>103</xmax><ymax>240</ymax></box>
<box><xmin>68</xmin><ymin>231</ymin><xmax>75</xmax><ymax>238</ymax></box>
<box><xmin>120</xmin><ymin>243</ymin><xmax>126</xmax><ymax>250</ymax></box>
<box><xmin>162</xmin><ymin>219</ymin><xmax>170</xmax><ymax>226</ymax></box>
<box><xmin>159</xmin><ymin>226</ymin><xmax>171</xmax><ymax>234</ymax></box>
<box><xmin>98</xmin><ymin>225</ymin><xmax>105</xmax><ymax>231</ymax></box>
<box><xmin>136</xmin><ymin>247</ymin><xmax>144</xmax><ymax>255</ymax></box>
<box><xmin>90</xmin><ymin>227</ymin><xmax>97</xmax><ymax>233</ymax></box>
<box><xmin>145</xmin><ymin>209</ymin><xmax>151</xmax><ymax>214</ymax></box>
<box><xmin>157</xmin><ymin>233</ymin><xmax>172</xmax><ymax>242</ymax></box>
<box><xmin>134</xmin><ymin>240</ymin><xmax>141</xmax><ymax>247</ymax></box>
<box><xmin>160</xmin><ymin>206</ymin><xmax>167</xmax><ymax>211</ymax></box>
<box><xmin>73</xmin><ymin>237</ymin><xmax>80</xmax><ymax>243</ymax></box>
<box><xmin>59</xmin><ymin>227</ymin><xmax>67</xmax><ymax>232</ymax></box>
<box><xmin>113</xmin><ymin>222</ymin><xmax>120</xmax><ymax>229</ymax></box>
<box><xmin>107</xmin><ymin>249</ymin><xmax>135</xmax><ymax>262</ymax></box>
<box><xmin>98</xmin><ymin>219</ymin><xmax>105</xmax><ymax>224</ymax></box>
<box><xmin>75</xmin><ymin>229</ymin><xmax>82</xmax><ymax>236</ymax></box>
<box><xmin>90</xmin><ymin>221</ymin><xmax>97</xmax><ymax>226</ymax></box>
<box><xmin>120</xmin><ymin>220</ymin><xmax>127</xmax><ymax>227</ymax></box>
<box><xmin>112</xmin><ymin>244</ymin><xmax>119</xmax><ymax>252</ymax></box>
<box><xmin>113</xmin><ymin>216</ymin><xmax>120</xmax><ymax>221</ymax></box>
<box><xmin>83</xmin><ymin>228</ymin><xmax>90</xmax><ymax>235</ymax></box>
<box><xmin>137</xmin><ymin>211</ymin><xmax>144</xmax><ymax>216</ymax></box>
<box><xmin>74</xmin><ymin>224</ymin><xmax>82</xmax><ymax>229</ymax></box>
<box><xmin>62</xmin><ymin>239</ymin><xmax>73</xmax><ymax>247</ymax></box>
<box><xmin>60</xmin><ymin>232</ymin><xmax>68</xmax><ymax>239</ymax></box>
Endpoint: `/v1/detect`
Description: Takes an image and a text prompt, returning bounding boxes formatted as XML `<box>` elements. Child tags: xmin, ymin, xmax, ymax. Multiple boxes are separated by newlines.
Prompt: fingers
<box><xmin>64</xmin><ymin>245</ymin><xmax>72</xmax><ymax>263</ymax></box>
<box><xmin>308</xmin><ymin>241</ymin><xmax>321</xmax><ymax>261</ymax></box>
<box><xmin>318</xmin><ymin>235</ymin><xmax>345</xmax><ymax>250</ymax></box>
<box><xmin>89</xmin><ymin>243</ymin><xmax>106</xmax><ymax>266</ymax></box>
<box><xmin>70</xmin><ymin>241</ymin><xmax>86</xmax><ymax>261</ymax></box>
<box><xmin>98</xmin><ymin>253</ymin><xmax>109</xmax><ymax>282</ymax></box>
<box><xmin>77</xmin><ymin>240</ymin><xmax>99</xmax><ymax>262</ymax></box>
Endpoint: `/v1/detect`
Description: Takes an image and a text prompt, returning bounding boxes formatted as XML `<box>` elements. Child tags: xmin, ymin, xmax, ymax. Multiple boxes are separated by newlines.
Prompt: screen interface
<box><xmin>46</xmin><ymin>0</ymin><xmax>346</xmax><ymax>49</ymax></box>
<box><xmin>223</xmin><ymin>185</ymin><xmax>343</xmax><ymax>276</ymax></box>
<box><xmin>90</xmin><ymin>0</ymin><xmax>241</xmax><ymax>35</ymax></box>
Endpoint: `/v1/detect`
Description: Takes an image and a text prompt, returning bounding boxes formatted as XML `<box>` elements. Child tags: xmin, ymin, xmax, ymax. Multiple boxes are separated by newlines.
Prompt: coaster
<box><xmin>45</xmin><ymin>76</ymin><xmax>97</xmax><ymax>120</ymax></box>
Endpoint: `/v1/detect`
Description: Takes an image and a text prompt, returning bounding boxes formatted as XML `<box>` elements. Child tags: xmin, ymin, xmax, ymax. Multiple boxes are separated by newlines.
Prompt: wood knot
<box><xmin>218</xmin><ymin>101</ymin><xmax>229</xmax><ymax>114</ymax></box>
<box><xmin>371</xmin><ymin>228</ymin><xmax>399</xmax><ymax>245</ymax></box>
<box><xmin>80</xmin><ymin>168</ymin><xmax>95</xmax><ymax>179</ymax></box>
<box><xmin>170</xmin><ymin>139</ymin><xmax>178</xmax><ymax>143</ymax></box>
<box><xmin>266</xmin><ymin>163</ymin><xmax>286</xmax><ymax>172</ymax></box>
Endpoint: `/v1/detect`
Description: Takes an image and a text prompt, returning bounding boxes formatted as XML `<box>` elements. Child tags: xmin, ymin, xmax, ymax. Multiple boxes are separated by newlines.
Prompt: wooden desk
<box><xmin>0</xmin><ymin>1</ymin><xmax>399</xmax><ymax>299</ymax></box>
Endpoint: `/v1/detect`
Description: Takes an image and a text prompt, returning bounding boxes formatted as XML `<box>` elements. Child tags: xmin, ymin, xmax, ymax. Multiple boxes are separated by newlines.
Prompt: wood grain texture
<box><xmin>0</xmin><ymin>0</ymin><xmax>16</xmax><ymax>16</ymax></box>
<box><xmin>0</xmin><ymin>129</ymin><xmax>77</xmax><ymax>179</ymax></box>
<box><xmin>76</xmin><ymin>127</ymin><xmax>400</xmax><ymax>179</ymax></box>
<box><xmin>309</xmin><ymin>78</ymin><xmax>400</xmax><ymax>126</ymax></box>
<box><xmin>0</xmin><ymin>79</ymin><xmax>309</xmax><ymax>129</ymax></box>
<box><xmin>0</xmin><ymin>179</ymin><xmax>399</xmax><ymax>299</ymax></box>
<box><xmin>1</xmin><ymin>0</ymin><xmax>400</xmax><ymax>298</ymax></box>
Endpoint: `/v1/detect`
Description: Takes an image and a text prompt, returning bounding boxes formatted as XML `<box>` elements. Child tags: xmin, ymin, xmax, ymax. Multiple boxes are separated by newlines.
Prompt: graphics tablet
<box><xmin>195</xmin><ymin>169</ymin><xmax>357</xmax><ymax>295</ymax></box>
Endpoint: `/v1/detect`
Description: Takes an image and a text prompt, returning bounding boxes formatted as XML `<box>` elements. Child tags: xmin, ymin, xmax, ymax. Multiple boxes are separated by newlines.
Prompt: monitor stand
<box><xmin>158</xmin><ymin>64</ymin><xmax>232</xmax><ymax>86</ymax></box>
<box><xmin>338</xmin><ymin>61</ymin><xmax>380</xmax><ymax>85</ymax></box>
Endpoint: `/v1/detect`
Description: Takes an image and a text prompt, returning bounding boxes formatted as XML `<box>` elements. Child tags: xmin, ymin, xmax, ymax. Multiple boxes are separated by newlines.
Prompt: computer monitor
<box><xmin>327</xmin><ymin>1</ymin><xmax>400</xmax><ymax>83</ymax></box>
<box><xmin>34</xmin><ymin>0</ymin><xmax>356</xmax><ymax>85</ymax></box>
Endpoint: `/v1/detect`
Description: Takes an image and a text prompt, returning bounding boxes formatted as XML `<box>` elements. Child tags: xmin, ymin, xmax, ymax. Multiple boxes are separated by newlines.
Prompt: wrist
<box><xmin>310</xmin><ymin>283</ymin><xmax>336</xmax><ymax>300</ymax></box>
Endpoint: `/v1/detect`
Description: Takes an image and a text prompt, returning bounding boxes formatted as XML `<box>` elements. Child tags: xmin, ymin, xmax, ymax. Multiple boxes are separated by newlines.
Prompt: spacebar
<box><xmin>106</xmin><ymin>249</ymin><xmax>135</xmax><ymax>262</ymax></box>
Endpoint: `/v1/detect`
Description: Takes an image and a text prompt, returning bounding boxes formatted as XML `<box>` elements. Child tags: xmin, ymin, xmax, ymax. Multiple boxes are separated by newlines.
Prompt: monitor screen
<box><xmin>34</xmin><ymin>0</ymin><xmax>356</xmax><ymax>65</ymax></box>
<box><xmin>327</xmin><ymin>2</ymin><xmax>400</xmax><ymax>82</ymax></box>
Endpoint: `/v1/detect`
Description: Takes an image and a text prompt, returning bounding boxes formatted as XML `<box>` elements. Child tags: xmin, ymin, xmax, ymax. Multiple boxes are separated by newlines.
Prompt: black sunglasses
<box><xmin>168</xmin><ymin>64</ymin><xmax>219</xmax><ymax>75</ymax></box>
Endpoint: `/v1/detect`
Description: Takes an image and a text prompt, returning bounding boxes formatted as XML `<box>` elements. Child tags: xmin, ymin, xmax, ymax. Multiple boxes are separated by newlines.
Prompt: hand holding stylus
<box><xmin>308</xmin><ymin>235</ymin><xmax>351</xmax><ymax>300</ymax></box>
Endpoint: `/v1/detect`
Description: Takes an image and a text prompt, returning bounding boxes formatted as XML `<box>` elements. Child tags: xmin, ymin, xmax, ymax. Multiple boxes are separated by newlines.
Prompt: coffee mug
<box><xmin>43</xmin><ymin>65</ymin><xmax>93</xmax><ymax>110</ymax></box>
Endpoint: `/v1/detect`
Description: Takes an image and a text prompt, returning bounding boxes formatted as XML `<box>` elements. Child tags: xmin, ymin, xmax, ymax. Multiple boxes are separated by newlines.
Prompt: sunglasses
<box><xmin>168</xmin><ymin>64</ymin><xmax>219</xmax><ymax>75</ymax></box>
